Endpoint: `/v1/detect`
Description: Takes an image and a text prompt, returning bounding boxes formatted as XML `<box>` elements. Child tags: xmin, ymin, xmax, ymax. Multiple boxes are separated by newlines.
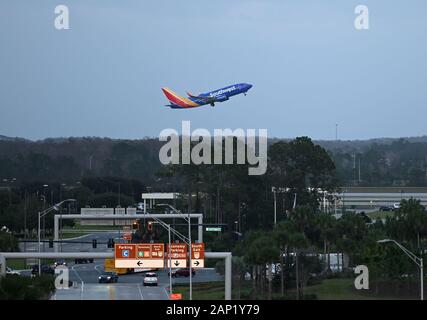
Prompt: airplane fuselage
<box><xmin>162</xmin><ymin>83</ymin><xmax>252</xmax><ymax>109</ymax></box>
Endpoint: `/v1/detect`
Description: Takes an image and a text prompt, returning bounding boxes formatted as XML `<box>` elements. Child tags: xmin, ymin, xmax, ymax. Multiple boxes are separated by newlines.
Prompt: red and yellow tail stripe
<box><xmin>161</xmin><ymin>88</ymin><xmax>199</xmax><ymax>108</ymax></box>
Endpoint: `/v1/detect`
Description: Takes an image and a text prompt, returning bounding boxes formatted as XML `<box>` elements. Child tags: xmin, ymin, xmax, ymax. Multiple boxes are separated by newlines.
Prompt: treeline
<box><xmin>1</xmin><ymin>136</ymin><xmax>427</xmax><ymax>187</ymax></box>
<box><xmin>0</xmin><ymin>177</ymin><xmax>147</xmax><ymax>235</ymax></box>
<box><xmin>0</xmin><ymin>137</ymin><xmax>163</xmax><ymax>184</ymax></box>
<box><xmin>331</xmin><ymin>138</ymin><xmax>427</xmax><ymax>187</ymax></box>
<box><xmin>232</xmin><ymin>198</ymin><xmax>427</xmax><ymax>299</ymax></box>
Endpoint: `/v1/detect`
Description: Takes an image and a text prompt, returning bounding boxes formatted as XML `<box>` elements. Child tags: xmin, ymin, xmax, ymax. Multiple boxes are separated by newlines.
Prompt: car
<box><xmin>379</xmin><ymin>206</ymin><xmax>392</xmax><ymax>211</ymax></box>
<box><xmin>143</xmin><ymin>272</ymin><xmax>158</xmax><ymax>286</ymax></box>
<box><xmin>168</xmin><ymin>268</ymin><xmax>196</xmax><ymax>278</ymax></box>
<box><xmin>98</xmin><ymin>272</ymin><xmax>118</xmax><ymax>283</ymax></box>
<box><xmin>54</xmin><ymin>260</ymin><xmax>67</xmax><ymax>267</ymax></box>
<box><xmin>393</xmin><ymin>203</ymin><xmax>401</xmax><ymax>210</ymax></box>
<box><xmin>137</xmin><ymin>202</ymin><xmax>145</xmax><ymax>211</ymax></box>
<box><xmin>6</xmin><ymin>267</ymin><xmax>20</xmax><ymax>276</ymax></box>
<box><xmin>75</xmin><ymin>258</ymin><xmax>94</xmax><ymax>264</ymax></box>
<box><xmin>31</xmin><ymin>264</ymin><xmax>55</xmax><ymax>275</ymax></box>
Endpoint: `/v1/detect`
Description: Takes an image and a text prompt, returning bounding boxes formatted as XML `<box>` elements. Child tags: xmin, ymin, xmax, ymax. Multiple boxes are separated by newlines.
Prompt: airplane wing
<box><xmin>186</xmin><ymin>92</ymin><xmax>215</xmax><ymax>103</ymax></box>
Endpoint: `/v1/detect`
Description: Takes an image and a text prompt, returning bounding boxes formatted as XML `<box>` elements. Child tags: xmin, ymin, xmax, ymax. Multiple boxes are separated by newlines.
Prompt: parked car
<box><xmin>168</xmin><ymin>268</ymin><xmax>195</xmax><ymax>278</ymax></box>
<box><xmin>6</xmin><ymin>267</ymin><xmax>20</xmax><ymax>276</ymax></box>
<box><xmin>143</xmin><ymin>272</ymin><xmax>158</xmax><ymax>286</ymax></box>
<box><xmin>379</xmin><ymin>206</ymin><xmax>392</xmax><ymax>211</ymax></box>
<box><xmin>31</xmin><ymin>264</ymin><xmax>55</xmax><ymax>275</ymax></box>
<box><xmin>98</xmin><ymin>272</ymin><xmax>118</xmax><ymax>283</ymax></box>
<box><xmin>393</xmin><ymin>203</ymin><xmax>401</xmax><ymax>210</ymax></box>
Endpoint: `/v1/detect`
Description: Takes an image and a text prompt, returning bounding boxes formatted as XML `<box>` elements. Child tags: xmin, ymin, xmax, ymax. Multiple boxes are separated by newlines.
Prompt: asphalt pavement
<box><xmin>17</xmin><ymin>232</ymin><xmax>224</xmax><ymax>300</ymax></box>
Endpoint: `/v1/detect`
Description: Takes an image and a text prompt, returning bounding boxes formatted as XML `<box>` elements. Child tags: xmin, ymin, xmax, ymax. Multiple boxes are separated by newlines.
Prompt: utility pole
<box><xmin>118</xmin><ymin>183</ymin><xmax>121</xmax><ymax>207</ymax></box>
<box><xmin>188</xmin><ymin>187</ymin><xmax>193</xmax><ymax>300</ymax></box>
<box><xmin>168</xmin><ymin>224</ymin><xmax>172</xmax><ymax>295</ymax></box>
<box><xmin>272</xmin><ymin>187</ymin><xmax>277</xmax><ymax>227</ymax></box>
<box><xmin>358</xmin><ymin>157</ymin><xmax>361</xmax><ymax>183</ymax></box>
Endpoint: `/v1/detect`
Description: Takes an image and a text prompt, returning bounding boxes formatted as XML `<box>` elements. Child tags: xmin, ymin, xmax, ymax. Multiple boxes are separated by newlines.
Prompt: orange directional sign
<box><xmin>115</xmin><ymin>244</ymin><xmax>136</xmax><ymax>259</ymax></box>
<box><xmin>114</xmin><ymin>243</ymin><xmax>164</xmax><ymax>269</ymax></box>
<box><xmin>165</xmin><ymin>243</ymin><xmax>188</xmax><ymax>268</ymax></box>
<box><xmin>191</xmin><ymin>243</ymin><xmax>205</xmax><ymax>268</ymax></box>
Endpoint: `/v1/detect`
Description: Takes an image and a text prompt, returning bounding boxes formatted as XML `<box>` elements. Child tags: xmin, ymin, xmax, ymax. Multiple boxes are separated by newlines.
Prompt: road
<box><xmin>52</xmin><ymin>283</ymin><xmax>169</xmax><ymax>300</ymax></box>
<box><xmin>18</xmin><ymin>231</ymin><xmax>224</xmax><ymax>300</ymax></box>
<box><xmin>48</xmin><ymin>261</ymin><xmax>222</xmax><ymax>300</ymax></box>
<box><xmin>19</xmin><ymin>231</ymin><xmax>121</xmax><ymax>253</ymax></box>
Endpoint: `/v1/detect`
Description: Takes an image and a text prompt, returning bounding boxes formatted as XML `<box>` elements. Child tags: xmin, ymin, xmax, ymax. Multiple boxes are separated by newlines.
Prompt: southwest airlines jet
<box><xmin>161</xmin><ymin>83</ymin><xmax>253</xmax><ymax>109</ymax></box>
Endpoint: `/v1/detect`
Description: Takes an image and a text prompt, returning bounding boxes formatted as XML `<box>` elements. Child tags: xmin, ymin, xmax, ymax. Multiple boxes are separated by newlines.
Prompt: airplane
<box><xmin>161</xmin><ymin>83</ymin><xmax>253</xmax><ymax>109</ymax></box>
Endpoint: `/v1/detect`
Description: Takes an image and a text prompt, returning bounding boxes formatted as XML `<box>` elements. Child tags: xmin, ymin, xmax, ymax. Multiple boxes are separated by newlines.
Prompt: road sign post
<box><xmin>191</xmin><ymin>243</ymin><xmax>205</xmax><ymax>268</ymax></box>
<box><xmin>114</xmin><ymin>244</ymin><xmax>165</xmax><ymax>269</ymax></box>
<box><xmin>166</xmin><ymin>243</ymin><xmax>188</xmax><ymax>268</ymax></box>
<box><xmin>206</xmin><ymin>227</ymin><xmax>222</xmax><ymax>232</ymax></box>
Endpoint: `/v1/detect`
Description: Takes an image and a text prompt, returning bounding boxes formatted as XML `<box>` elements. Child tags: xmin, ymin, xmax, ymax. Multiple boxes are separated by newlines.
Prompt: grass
<box><xmin>301</xmin><ymin>278</ymin><xmax>376</xmax><ymax>300</ymax></box>
<box><xmin>173</xmin><ymin>282</ymin><xmax>227</xmax><ymax>300</ymax></box>
<box><xmin>367</xmin><ymin>210</ymin><xmax>396</xmax><ymax>220</ymax></box>
<box><xmin>172</xmin><ymin>278</ymin><xmax>416</xmax><ymax>300</ymax></box>
<box><xmin>60</xmin><ymin>231</ymin><xmax>93</xmax><ymax>239</ymax></box>
<box><xmin>63</xmin><ymin>223</ymin><xmax>123</xmax><ymax>231</ymax></box>
<box><xmin>7</xmin><ymin>259</ymin><xmax>27</xmax><ymax>270</ymax></box>
<box><xmin>61</xmin><ymin>222</ymin><xmax>124</xmax><ymax>238</ymax></box>
<box><xmin>7</xmin><ymin>258</ymin><xmax>68</xmax><ymax>270</ymax></box>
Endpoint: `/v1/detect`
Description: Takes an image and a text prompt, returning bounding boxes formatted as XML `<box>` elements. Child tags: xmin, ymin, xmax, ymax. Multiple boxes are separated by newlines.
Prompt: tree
<box><xmin>268</xmin><ymin>137</ymin><xmax>339</xmax><ymax>213</ymax></box>
<box><xmin>0</xmin><ymin>231</ymin><xmax>19</xmax><ymax>252</ymax></box>
<box><xmin>315</xmin><ymin>212</ymin><xmax>337</xmax><ymax>273</ymax></box>
<box><xmin>390</xmin><ymin>198</ymin><xmax>427</xmax><ymax>248</ymax></box>
<box><xmin>244</xmin><ymin>233</ymin><xmax>279</xmax><ymax>299</ymax></box>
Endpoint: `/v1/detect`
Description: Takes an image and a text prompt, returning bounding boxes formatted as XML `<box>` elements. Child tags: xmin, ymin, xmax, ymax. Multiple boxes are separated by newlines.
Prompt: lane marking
<box><xmin>163</xmin><ymin>287</ymin><xmax>170</xmax><ymax>300</ymax></box>
<box><xmin>108</xmin><ymin>285</ymin><xmax>115</xmax><ymax>300</ymax></box>
<box><xmin>137</xmin><ymin>284</ymin><xmax>144</xmax><ymax>300</ymax></box>
<box><xmin>71</xmin><ymin>265</ymin><xmax>84</xmax><ymax>283</ymax></box>
<box><xmin>81</xmin><ymin>281</ymin><xmax>84</xmax><ymax>300</ymax></box>
<box><xmin>94</xmin><ymin>264</ymin><xmax>103</xmax><ymax>274</ymax></box>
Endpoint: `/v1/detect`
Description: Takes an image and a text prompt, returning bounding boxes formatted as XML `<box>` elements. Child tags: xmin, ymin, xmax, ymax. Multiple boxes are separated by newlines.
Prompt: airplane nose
<box><xmin>245</xmin><ymin>84</ymin><xmax>253</xmax><ymax>90</ymax></box>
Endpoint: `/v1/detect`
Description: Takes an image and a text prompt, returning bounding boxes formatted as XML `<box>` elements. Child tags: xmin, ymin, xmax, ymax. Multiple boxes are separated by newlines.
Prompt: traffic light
<box><xmin>92</xmin><ymin>239</ymin><xmax>97</xmax><ymax>249</ymax></box>
<box><xmin>132</xmin><ymin>220</ymin><xmax>139</xmax><ymax>230</ymax></box>
<box><xmin>108</xmin><ymin>238</ymin><xmax>115</xmax><ymax>248</ymax></box>
<box><xmin>49</xmin><ymin>239</ymin><xmax>54</xmax><ymax>248</ymax></box>
<box><xmin>147</xmin><ymin>221</ymin><xmax>153</xmax><ymax>231</ymax></box>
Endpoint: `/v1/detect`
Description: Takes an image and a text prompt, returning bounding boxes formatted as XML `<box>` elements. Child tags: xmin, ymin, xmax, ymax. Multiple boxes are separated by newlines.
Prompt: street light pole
<box><xmin>168</xmin><ymin>224</ymin><xmax>172</xmax><ymax>295</ymax></box>
<box><xmin>421</xmin><ymin>257</ymin><xmax>424</xmax><ymax>301</ymax></box>
<box><xmin>378</xmin><ymin>239</ymin><xmax>424</xmax><ymax>300</ymax></box>
<box><xmin>274</xmin><ymin>189</ymin><xmax>277</xmax><ymax>226</ymax></box>
<box><xmin>38</xmin><ymin>211</ymin><xmax>41</xmax><ymax>276</ymax></box>
<box><xmin>188</xmin><ymin>207</ymin><xmax>192</xmax><ymax>300</ymax></box>
<box><xmin>37</xmin><ymin>199</ymin><xmax>76</xmax><ymax>277</ymax></box>
<box><xmin>272</xmin><ymin>187</ymin><xmax>277</xmax><ymax>227</ymax></box>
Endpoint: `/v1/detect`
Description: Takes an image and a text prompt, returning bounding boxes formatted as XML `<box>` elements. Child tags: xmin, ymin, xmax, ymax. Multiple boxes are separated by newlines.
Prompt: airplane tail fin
<box><xmin>161</xmin><ymin>88</ymin><xmax>192</xmax><ymax>108</ymax></box>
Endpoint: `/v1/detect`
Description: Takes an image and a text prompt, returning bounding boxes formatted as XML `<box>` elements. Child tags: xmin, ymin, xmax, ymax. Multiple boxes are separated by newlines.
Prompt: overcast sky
<box><xmin>1</xmin><ymin>1</ymin><xmax>426</xmax><ymax>141</ymax></box>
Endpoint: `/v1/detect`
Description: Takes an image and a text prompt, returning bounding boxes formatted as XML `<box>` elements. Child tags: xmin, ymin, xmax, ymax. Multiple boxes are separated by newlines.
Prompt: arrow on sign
<box><xmin>137</xmin><ymin>261</ymin><xmax>143</xmax><ymax>266</ymax></box>
<box><xmin>194</xmin><ymin>261</ymin><xmax>200</xmax><ymax>266</ymax></box>
<box><xmin>174</xmin><ymin>261</ymin><xmax>180</xmax><ymax>267</ymax></box>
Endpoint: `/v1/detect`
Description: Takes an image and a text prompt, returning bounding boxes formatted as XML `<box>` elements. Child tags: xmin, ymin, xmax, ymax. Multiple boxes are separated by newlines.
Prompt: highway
<box><xmin>17</xmin><ymin>232</ymin><xmax>224</xmax><ymax>300</ymax></box>
<box><xmin>52</xmin><ymin>283</ymin><xmax>169</xmax><ymax>300</ymax></box>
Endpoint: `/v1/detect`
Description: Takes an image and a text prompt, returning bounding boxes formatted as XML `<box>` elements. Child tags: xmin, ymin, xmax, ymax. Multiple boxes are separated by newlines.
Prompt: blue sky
<box><xmin>1</xmin><ymin>0</ymin><xmax>426</xmax><ymax>140</ymax></box>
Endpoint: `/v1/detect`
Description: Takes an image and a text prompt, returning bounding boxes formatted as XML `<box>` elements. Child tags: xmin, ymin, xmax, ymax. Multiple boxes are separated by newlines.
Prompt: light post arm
<box><xmin>391</xmin><ymin>240</ymin><xmax>422</xmax><ymax>267</ymax></box>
